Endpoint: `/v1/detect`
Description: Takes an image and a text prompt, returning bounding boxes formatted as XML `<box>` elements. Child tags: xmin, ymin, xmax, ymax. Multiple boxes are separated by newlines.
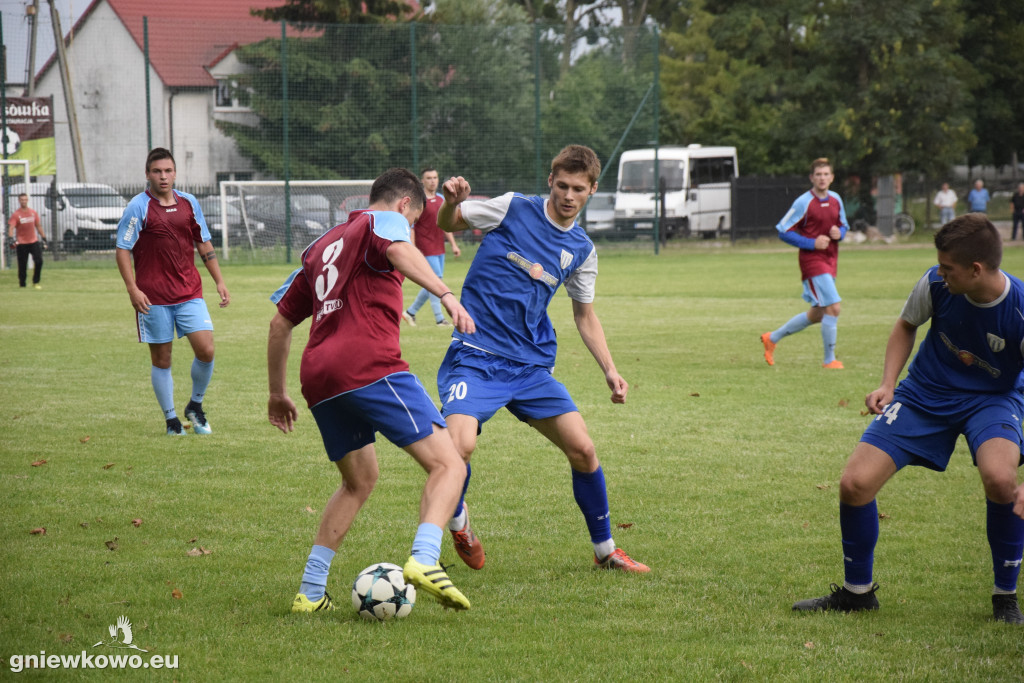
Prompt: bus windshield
<box><xmin>618</xmin><ymin>160</ymin><xmax>687</xmax><ymax>193</ymax></box>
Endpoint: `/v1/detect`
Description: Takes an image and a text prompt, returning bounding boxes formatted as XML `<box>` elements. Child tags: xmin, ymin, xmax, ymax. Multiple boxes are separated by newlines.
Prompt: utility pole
<box><xmin>48</xmin><ymin>0</ymin><xmax>86</xmax><ymax>181</ymax></box>
<box><xmin>26</xmin><ymin>0</ymin><xmax>40</xmax><ymax>96</ymax></box>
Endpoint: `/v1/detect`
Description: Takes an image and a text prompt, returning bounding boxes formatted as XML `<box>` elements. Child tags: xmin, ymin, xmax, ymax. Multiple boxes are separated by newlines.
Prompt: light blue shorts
<box><xmin>802</xmin><ymin>273</ymin><xmax>841</xmax><ymax>307</ymax></box>
<box><xmin>437</xmin><ymin>342</ymin><xmax>577</xmax><ymax>428</ymax></box>
<box><xmin>137</xmin><ymin>298</ymin><xmax>213</xmax><ymax>343</ymax></box>
<box><xmin>310</xmin><ymin>372</ymin><xmax>446</xmax><ymax>461</ymax></box>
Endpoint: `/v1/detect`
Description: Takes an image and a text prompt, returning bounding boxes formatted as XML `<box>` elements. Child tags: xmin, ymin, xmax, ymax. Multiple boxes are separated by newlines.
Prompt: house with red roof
<box><xmin>33</xmin><ymin>0</ymin><xmax>296</xmax><ymax>186</ymax></box>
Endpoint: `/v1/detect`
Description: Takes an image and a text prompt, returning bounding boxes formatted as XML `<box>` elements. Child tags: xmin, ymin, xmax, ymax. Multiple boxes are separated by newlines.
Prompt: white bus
<box><xmin>613</xmin><ymin>145</ymin><xmax>738</xmax><ymax>238</ymax></box>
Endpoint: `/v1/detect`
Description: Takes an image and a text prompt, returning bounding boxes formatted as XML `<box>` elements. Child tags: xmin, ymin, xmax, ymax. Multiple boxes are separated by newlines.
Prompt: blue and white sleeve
<box><xmin>181</xmin><ymin>191</ymin><xmax>212</xmax><ymax>243</ymax></box>
<box><xmin>115</xmin><ymin>193</ymin><xmax>150</xmax><ymax>250</ymax></box>
<box><xmin>369</xmin><ymin>211</ymin><xmax>412</xmax><ymax>243</ymax></box>
<box><xmin>775</xmin><ymin>193</ymin><xmax>816</xmax><ymax>250</ymax></box>
<box><xmin>899</xmin><ymin>271</ymin><xmax>933</xmax><ymax>326</ymax></box>
<box><xmin>461</xmin><ymin>193</ymin><xmax>514</xmax><ymax>233</ymax></box>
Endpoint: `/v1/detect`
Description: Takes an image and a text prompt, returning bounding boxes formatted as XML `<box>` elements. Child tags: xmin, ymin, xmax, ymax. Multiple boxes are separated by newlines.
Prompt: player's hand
<box><xmin>864</xmin><ymin>386</ymin><xmax>894</xmax><ymax>415</ymax></box>
<box><xmin>268</xmin><ymin>394</ymin><xmax>298</xmax><ymax>433</ymax></box>
<box><xmin>814</xmin><ymin>234</ymin><xmax>831</xmax><ymax>250</ymax></box>
<box><xmin>829</xmin><ymin>225</ymin><xmax>842</xmax><ymax>240</ymax></box>
<box><xmin>442</xmin><ymin>177</ymin><xmax>472</xmax><ymax>205</ymax></box>
<box><xmin>128</xmin><ymin>287</ymin><xmax>151</xmax><ymax>314</ymax></box>
<box><xmin>606</xmin><ymin>372</ymin><xmax>628</xmax><ymax>404</ymax></box>
<box><xmin>442</xmin><ymin>295</ymin><xmax>476</xmax><ymax>335</ymax></box>
<box><xmin>216</xmin><ymin>282</ymin><xmax>230</xmax><ymax>308</ymax></box>
<box><xmin>1013</xmin><ymin>484</ymin><xmax>1024</xmax><ymax>520</ymax></box>
<box><xmin>451</xmin><ymin>245</ymin><xmax>461</xmax><ymax>258</ymax></box>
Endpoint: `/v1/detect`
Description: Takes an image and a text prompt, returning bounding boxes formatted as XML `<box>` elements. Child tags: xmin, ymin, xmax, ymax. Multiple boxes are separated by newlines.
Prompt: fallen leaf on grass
<box><xmin>102</xmin><ymin>463</ymin><xmax>115</xmax><ymax>470</ymax></box>
<box><xmin>79</xmin><ymin>436</ymin><xmax>90</xmax><ymax>443</ymax></box>
<box><xmin>690</xmin><ymin>392</ymin><xmax>700</xmax><ymax>397</ymax></box>
<box><xmin>815</xmin><ymin>484</ymin><xmax>831</xmax><ymax>490</ymax></box>
<box><xmin>616</xmin><ymin>522</ymin><xmax>634</xmax><ymax>529</ymax></box>
<box><xmin>132</xmin><ymin>518</ymin><xmax>143</xmax><ymax>528</ymax></box>
<box><xmin>838</xmin><ymin>398</ymin><xmax>849</xmax><ymax>407</ymax></box>
<box><xmin>802</xmin><ymin>521</ymin><xmax>810</xmax><ymax>529</ymax></box>
<box><xmin>860</xmin><ymin>410</ymin><xmax>870</xmax><ymax>416</ymax></box>
<box><xmin>80</xmin><ymin>522</ymin><xmax>89</xmax><ymax>528</ymax></box>
<box><xmin>104</xmin><ymin>538</ymin><xmax>119</xmax><ymax>551</ymax></box>
<box><xmin>171</xmin><ymin>589</ymin><xmax>183</xmax><ymax>600</ymax></box>
<box><xmin>304</xmin><ymin>506</ymin><xmax>317</xmax><ymax>514</ymax></box>
<box><xmin>804</xmin><ymin>641</ymin><xmax>815</xmax><ymax>649</ymax></box>
<box><xmin>878</xmin><ymin>512</ymin><xmax>890</xmax><ymax>520</ymax></box>
<box><xmin>31</xmin><ymin>459</ymin><xmax>47</xmax><ymax>467</ymax></box>
<box><xmin>29</xmin><ymin>527</ymin><xmax>46</xmax><ymax>535</ymax></box>
<box><xmin>59</xmin><ymin>633</ymin><xmax>73</xmax><ymax>644</ymax></box>
<box><xmin>187</xmin><ymin>537</ymin><xmax>197</xmax><ymax>544</ymax></box>
<box><xmin>186</xmin><ymin>547</ymin><xmax>212</xmax><ymax>557</ymax></box>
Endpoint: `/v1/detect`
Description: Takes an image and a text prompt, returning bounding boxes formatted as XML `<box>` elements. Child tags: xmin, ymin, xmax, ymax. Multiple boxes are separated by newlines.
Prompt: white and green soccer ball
<box><xmin>351</xmin><ymin>563</ymin><xmax>416</xmax><ymax>621</ymax></box>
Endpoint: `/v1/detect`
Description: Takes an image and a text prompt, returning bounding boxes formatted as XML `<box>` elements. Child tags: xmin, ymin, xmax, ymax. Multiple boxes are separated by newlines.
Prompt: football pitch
<box><xmin>2</xmin><ymin>241</ymin><xmax>1023</xmax><ymax>680</ymax></box>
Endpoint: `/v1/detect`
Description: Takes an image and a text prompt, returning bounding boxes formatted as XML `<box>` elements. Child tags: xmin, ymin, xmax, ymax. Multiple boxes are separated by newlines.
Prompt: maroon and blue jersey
<box><xmin>776</xmin><ymin>190</ymin><xmax>849</xmax><ymax>280</ymax></box>
<box><xmin>116</xmin><ymin>189</ymin><xmax>211</xmax><ymax>305</ymax></box>
<box><xmin>412</xmin><ymin>195</ymin><xmax>446</xmax><ymax>256</ymax></box>
<box><xmin>270</xmin><ymin>210</ymin><xmax>412</xmax><ymax>407</ymax></box>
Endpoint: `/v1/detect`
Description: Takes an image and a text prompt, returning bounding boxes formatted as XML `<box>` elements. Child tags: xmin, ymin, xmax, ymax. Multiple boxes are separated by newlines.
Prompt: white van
<box><xmin>613</xmin><ymin>145</ymin><xmax>738</xmax><ymax>238</ymax></box>
<box><xmin>7</xmin><ymin>182</ymin><xmax>128</xmax><ymax>251</ymax></box>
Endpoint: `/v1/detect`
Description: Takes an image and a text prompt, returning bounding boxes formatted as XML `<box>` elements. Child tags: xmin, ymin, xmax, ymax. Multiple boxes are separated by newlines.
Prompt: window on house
<box><xmin>215</xmin><ymin>79</ymin><xmax>251</xmax><ymax>110</ymax></box>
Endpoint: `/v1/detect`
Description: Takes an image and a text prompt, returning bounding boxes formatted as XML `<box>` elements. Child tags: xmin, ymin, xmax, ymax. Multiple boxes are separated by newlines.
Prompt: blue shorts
<box><xmin>436</xmin><ymin>342</ymin><xmax>577</xmax><ymax>427</ymax></box>
<box><xmin>802</xmin><ymin>273</ymin><xmax>841</xmax><ymax>307</ymax></box>
<box><xmin>310</xmin><ymin>372</ymin><xmax>446</xmax><ymax>461</ymax></box>
<box><xmin>860</xmin><ymin>377</ymin><xmax>1024</xmax><ymax>471</ymax></box>
<box><xmin>137</xmin><ymin>298</ymin><xmax>213</xmax><ymax>343</ymax></box>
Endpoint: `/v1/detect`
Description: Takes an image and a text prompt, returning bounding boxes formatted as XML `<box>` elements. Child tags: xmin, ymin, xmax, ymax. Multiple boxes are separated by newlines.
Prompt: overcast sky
<box><xmin>3</xmin><ymin>0</ymin><xmax>76</xmax><ymax>89</ymax></box>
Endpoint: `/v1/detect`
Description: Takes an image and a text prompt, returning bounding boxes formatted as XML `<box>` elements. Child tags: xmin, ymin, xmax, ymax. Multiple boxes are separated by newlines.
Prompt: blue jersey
<box><xmin>457</xmin><ymin>193</ymin><xmax>597</xmax><ymax>367</ymax></box>
<box><xmin>901</xmin><ymin>266</ymin><xmax>1024</xmax><ymax>396</ymax></box>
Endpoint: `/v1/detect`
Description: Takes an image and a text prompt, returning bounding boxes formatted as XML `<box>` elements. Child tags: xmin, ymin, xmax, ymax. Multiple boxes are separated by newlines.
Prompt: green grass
<box><xmin>2</xmin><ymin>241</ymin><xmax>1024</xmax><ymax>681</ymax></box>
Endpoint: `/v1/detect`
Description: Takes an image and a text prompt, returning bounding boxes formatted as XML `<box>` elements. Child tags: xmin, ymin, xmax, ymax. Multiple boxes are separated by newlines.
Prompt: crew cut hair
<box><xmin>934</xmin><ymin>213</ymin><xmax>1002</xmax><ymax>270</ymax></box>
<box><xmin>146</xmin><ymin>147</ymin><xmax>175</xmax><ymax>172</ymax></box>
<box><xmin>370</xmin><ymin>168</ymin><xmax>426</xmax><ymax>210</ymax></box>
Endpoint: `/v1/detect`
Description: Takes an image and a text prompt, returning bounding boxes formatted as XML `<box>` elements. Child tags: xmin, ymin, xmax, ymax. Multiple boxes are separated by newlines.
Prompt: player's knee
<box><xmin>838</xmin><ymin>472</ymin><xmax>876</xmax><ymax>506</ymax></box>
<box><xmin>981</xmin><ymin>471</ymin><xmax>1018</xmax><ymax>504</ymax></box>
<box><xmin>565</xmin><ymin>440</ymin><xmax>597</xmax><ymax>471</ymax></box>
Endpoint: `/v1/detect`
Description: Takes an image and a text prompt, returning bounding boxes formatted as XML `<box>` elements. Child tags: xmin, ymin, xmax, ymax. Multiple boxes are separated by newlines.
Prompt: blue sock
<box><xmin>821</xmin><ymin>314</ymin><xmax>838</xmax><ymax>364</ymax></box>
<box><xmin>299</xmin><ymin>544</ymin><xmax>335</xmax><ymax>601</ymax></box>
<box><xmin>408</xmin><ymin>288</ymin><xmax>429</xmax><ymax>316</ymax></box>
<box><xmin>411</xmin><ymin>523</ymin><xmax>443</xmax><ymax>566</ymax></box>
<box><xmin>987</xmin><ymin>499</ymin><xmax>1024</xmax><ymax>592</ymax></box>
<box><xmin>840</xmin><ymin>500</ymin><xmax>878</xmax><ymax>587</ymax></box>
<box><xmin>572</xmin><ymin>466</ymin><xmax>612</xmax><ymax>544</ymax></box>
<box><xmin>151</xmin><ymin>365</ymin><xmax>176</xmax><ymax>419</ymax></box>
<box><xmin>190</xmin><ymin>358</ymin><xmax>214</xmax><ymax>404</ymax></box>
<box><xmin>771</xmin><ymin>312</ymin><xmax>812</xmax><ymax>344</ymax></box>
<box><xmin>452</xmin><ymin>462</ymin><xmax>472</xmax><ymax>521</ymax></box>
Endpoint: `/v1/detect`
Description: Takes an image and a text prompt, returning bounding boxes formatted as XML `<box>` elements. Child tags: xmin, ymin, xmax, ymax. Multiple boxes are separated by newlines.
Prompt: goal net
<box><xmin>217</xmin><ymin>180</ymin><xmax>373</xmax><ymax>261</ymax></box>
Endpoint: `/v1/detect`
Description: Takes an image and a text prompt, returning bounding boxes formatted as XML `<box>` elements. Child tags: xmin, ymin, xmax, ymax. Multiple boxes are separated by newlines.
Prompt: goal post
<box><xmin>1</xmin><ymin>160</ymin><xmax>31</xmax><ymax>271</ymax></box>
<box><xmin>217</xmin><ymin>179</ymin><xmax>374</xmax><ymax>260</ymax></box>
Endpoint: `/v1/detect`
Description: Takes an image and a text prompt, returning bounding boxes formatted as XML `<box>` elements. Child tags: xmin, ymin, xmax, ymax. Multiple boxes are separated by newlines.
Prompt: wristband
<box><xmin>440</xmin><ymin>291</ymin><xmax>454</xmax><ymax>300</ymax></box>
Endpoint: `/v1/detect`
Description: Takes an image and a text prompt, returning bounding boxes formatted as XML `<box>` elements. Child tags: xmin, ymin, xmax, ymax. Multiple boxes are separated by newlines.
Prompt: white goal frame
<box><xmin>0</xmin><ymin>160</ymin><xmax>31</xmax><ymax>271</ymax></box>
<box><xmin>218</xmin><ymin>179</ymin><xmax>373</xmax><ymax>259</ymax></box>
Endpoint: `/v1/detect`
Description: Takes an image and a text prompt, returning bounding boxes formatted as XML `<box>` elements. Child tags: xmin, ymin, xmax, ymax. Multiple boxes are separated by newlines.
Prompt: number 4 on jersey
<box><xmin>874</xmin><ymin>401</ymin><xmax>902</xmax><ymax>425</ymax></box>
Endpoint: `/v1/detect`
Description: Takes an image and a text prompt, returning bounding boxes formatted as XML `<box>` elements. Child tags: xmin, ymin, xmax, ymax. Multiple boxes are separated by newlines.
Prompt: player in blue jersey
<box><xmin>434</xmin><ymin>145</ymin><xmax>649</xmax><ymax>574</ymax></box>
<box><xmin>761</xmin><ymin>158</ymin><xmax>849</xmax><ymax>369</ymax></box>
<box><xmin>793</xmin><ymin>214</ymin><xmax>1024</xmax><ymax>624</ymax></box>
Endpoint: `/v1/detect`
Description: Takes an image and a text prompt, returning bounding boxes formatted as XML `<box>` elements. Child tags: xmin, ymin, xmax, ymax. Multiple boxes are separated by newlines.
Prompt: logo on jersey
<box><xmin>559</xmin><ymin>249</ymin><xmax>573</xmax><ymax>270</ymax></box>
<box><xmin>316</xmin><ymin>298</ymin><xmax>343</xmax><ymax>321</ymax></box>
<box><xmin>165</xmin><ymin>207</ymin><xmax>177</xmax><ymax>213</ymax></box>
<box><xmin>123</xmin><ymin>216</ymin><xmax>138</xmax><ymax>241</ymax></box>
<box><xmin>987</xmin><ymin>333</ymin><xmax>1005</xmax><ymax>353</ymax></box>
<box><xmin>506</xmin><ymin>251</ymin><xmax>558</xmax><ymax>287</ymax></box>
<box><xmin>939</xmin><ymin>332</ymin><xmax>1000</xmax><ymax>378</ymax></box>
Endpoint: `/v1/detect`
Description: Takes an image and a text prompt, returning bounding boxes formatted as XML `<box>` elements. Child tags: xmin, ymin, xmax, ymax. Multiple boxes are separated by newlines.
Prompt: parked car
<box><xmin>240</xmin><ymin>193</ymin><xmax>330</xmax><ymax>248</ymax></box>
<box><xmin>196</xmin><ymin>195</ymin><xmax>264</xmax><ymax>249</ymax></box>
<box><xmin>338</xmin><ymin>194</ymin><xmax>370</xmax><ymax>223</ymax></box>
<box><xmin>582</xmin><ymin>192</ymin><xmax>614</xmax><ymax>233</ymax></box>
<box><xmin>8</xmin><ymin>182</ymin><xmax>127</xmax><ymax>251</ymax></box>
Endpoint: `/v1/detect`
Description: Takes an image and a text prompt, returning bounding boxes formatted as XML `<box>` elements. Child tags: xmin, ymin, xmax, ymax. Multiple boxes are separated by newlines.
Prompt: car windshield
<box><xmin>618</xmin><ymin>160</ymin><xmax>686</xmax><ymax>193</ymax></box>
<box><xmin>294</xmin><ymin>195</ymin><xmax>329</xmax><ymax>212</ymax></box>
<box><xmin>64</xmin><ymin>189</ymin><xmax>127</xmax><ymax>209</ymax></box>
<box><xmin>199</xmin><ymin>197</ymin><xmax>240</xmax><ymax>219</ymax></box>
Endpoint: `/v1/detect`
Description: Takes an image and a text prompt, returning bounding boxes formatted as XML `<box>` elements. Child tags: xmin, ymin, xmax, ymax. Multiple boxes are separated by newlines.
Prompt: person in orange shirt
<box><xmin>7</xmin><ymin>192</ymin><xmax>47</xmax><ymax>289</ymax></box>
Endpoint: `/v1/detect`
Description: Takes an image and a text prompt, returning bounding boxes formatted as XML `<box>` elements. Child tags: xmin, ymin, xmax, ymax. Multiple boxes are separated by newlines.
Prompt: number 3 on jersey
<box><xmin>874</xmin><ymin>401</ymin><xmax>902</xmax><ymax>425</ymax></box>
<box><xmin>315</xmin><ymin>238</ymin><xmax>344</xmax><ymax>301</ymax></box>
<box><xmin>446</xmin><ymin>381</ymin><xmax>468</xmax><ymax>404</ymax></box>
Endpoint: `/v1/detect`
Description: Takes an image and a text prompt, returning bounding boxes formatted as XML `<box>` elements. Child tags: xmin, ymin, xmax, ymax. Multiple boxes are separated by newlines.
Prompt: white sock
<box><xmin>843</xmin><ymin>582</ymin><xmax>874</xmax><ymax>595</ymax></box>
<box><xmin>448</xmin><ymin>508</ymin><xmax>468</xmax><ymax>532</ymax></box>
<box><xmin>593</xmin><ymin>539</ymin><xmax>615</xmax><ymax>560</ymax></box>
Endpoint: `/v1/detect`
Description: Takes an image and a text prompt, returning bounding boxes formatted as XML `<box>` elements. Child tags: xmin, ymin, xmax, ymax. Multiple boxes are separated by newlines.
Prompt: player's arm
<box><xmin>33</xmin><ymin>213</ymin><xmax>46</xmax><ymax>246</ymax></box>
<box><xmin>437</xmin><ymin>177</ymin><xmax>472</xmax><ymax>232</ymax></box>
<box><xmin>115</xmin><ymin>247</ymin><xmax>151</xmax><ymax>314</ymax></box>
<box><xmin>267</xmin><ymin>312</ymin><xmax>298</xmax><ymax>433</ymax></box>
<box><xmin>864</xmin><ymin>318</ymin><xmax>917</xmax><ymax>414</ymax></box>
<box><xmin>572</xmin><ymin>299</ymin><xmax>628</xmax><ymax>404</ymax></box>
<box><xmin>196</xmin><ymin>241</ymin><xmax>230</xmax><ymax>308</ymax></box>
<box><xmin>387</xmin><ymin>241</ymin><xmax>475</xmax><ymax>334</ymax></box>
<box><xmin>775</xmin><ymin>196</ymin><xmax>821</xmax><ymax>250</ymax></box>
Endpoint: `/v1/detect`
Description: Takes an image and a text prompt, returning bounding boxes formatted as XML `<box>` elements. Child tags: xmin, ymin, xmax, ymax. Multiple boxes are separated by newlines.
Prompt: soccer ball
<box><xmin>351</xmin><ymin>563</ymin><xmax>416</xmax><ymax>621</ymax></box>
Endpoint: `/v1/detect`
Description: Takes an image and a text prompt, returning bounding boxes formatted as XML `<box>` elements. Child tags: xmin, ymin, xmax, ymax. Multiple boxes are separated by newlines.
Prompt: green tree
<box><xmin>252</xmin><ymin>0</ymin><xmax>416</xmax><ymax>24</ymax></box>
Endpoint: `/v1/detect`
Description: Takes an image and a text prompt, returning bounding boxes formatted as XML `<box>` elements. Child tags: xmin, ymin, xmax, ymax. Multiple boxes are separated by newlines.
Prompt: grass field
<box><xmin>2</xmin><ymin>239</ymin><xmax>1024</xmax><ymax>681</ymax></box>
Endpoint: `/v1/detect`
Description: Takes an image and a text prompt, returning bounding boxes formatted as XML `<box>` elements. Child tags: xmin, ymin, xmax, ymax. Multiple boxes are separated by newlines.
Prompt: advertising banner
<box><xmin>3</xmin><ymin>96</ymin><xmax>56</xmax><ymax>176</ymax></box>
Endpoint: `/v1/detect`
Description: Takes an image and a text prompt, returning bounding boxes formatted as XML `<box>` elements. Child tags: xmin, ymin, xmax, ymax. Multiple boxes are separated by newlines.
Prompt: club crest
<box><xmin>987</xmin><ymin>333</ymin><xmax>1005</xmax><ymax>353</ymax></box>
